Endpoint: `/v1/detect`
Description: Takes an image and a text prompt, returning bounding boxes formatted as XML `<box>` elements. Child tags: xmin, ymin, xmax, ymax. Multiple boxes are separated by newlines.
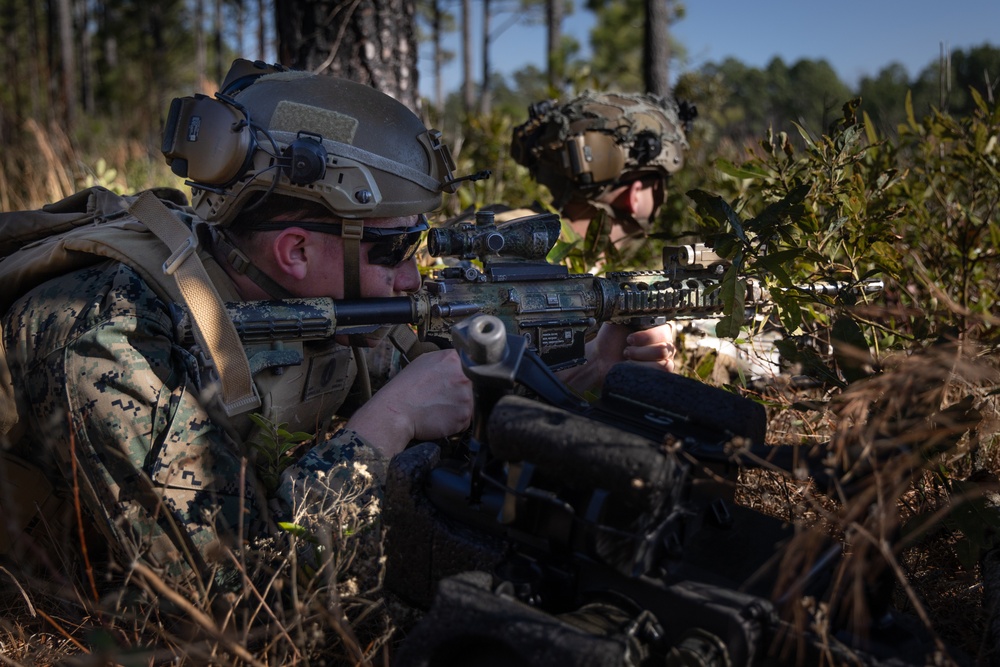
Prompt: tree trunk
<box><xmin>546</xmin><ymin>0</ymin><xmax>563</xmax><ymax>92</ymax></box>
<box><xmin>461</xmin><ymin>0</ymin><xmax>473</xmax><ymax>115</ymax></box>
<box><xmin>479</xmin><ymin>0</ymin><xmax>491</xmax><ymax>115</ymax></box>
<box><xmin>644</xmin><ymin>0</ymin><xmax>670</xmax><ymax>96</ymax></box>
<box><xmin>235</xmin><ymin>0</ymin><xmax>246</xmax><ymax>58</ymax></box>
<box><xmin>214</xmin><ymin>0</ymin><xmax>224</xmax><ymax>86</ymax></box>
<box><xmin>29</xmin><ymin>0</ymin><xmax>45</xmax><ymax>123</ymax></box>
<box><xmin>146</xmin><ymin>3</ymin><xmax>168</xmax><ymax>144</ymax></box>
<box><xmin>78</xmin><ymin>0</ymin><xmax>94</xmax><ymax>114</ymax></box>
<box><xmin>432</xmin><ymin>0</ymin><xmax>443</xmax><ymax>111</ymax></box>
<box><xmin>1</xmin><ymin>0</ymin><xmax>23</xmax><ymax>143</ymax></box>
<box><xmin>56</xmin><ymin>0</ymin><xmax>76</xmax><ymax>130</ymax></box>
<box><xmin>275</xmin><ymin>0</ymin><xmax>420</xmax><ymax>111</ymax></box>
<box><xmin>257</xmin><ymin>0</ymin><xmax>267</xmax><ymax>59</ymax></box>
<box><xmin>195</xmin><ymin>0</ymin><xmax>206</xmax><ymax>90</ymax></box>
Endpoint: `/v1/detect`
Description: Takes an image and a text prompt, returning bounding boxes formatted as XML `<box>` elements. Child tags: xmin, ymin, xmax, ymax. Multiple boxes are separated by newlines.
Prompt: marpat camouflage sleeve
<box><xmin>3</xmin><ymin>260</ymin><xmax>389</xmax><ymax>581</ymax></box>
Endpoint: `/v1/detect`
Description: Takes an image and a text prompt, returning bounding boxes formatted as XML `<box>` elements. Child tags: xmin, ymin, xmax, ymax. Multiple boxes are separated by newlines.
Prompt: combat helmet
<box><xmin>163</xmin><ymin>59</ymin><xmax>458</xmax><ymax>225</ymax></box>
<box><xmin>511</xmin><ymin>91</ymin><xmax>692</xmax><ymax>215</ymax></box>
<box><xmin>161</xmin><ymin>58</ymin><xmax>459</xmax><ymax>299</ymax></box>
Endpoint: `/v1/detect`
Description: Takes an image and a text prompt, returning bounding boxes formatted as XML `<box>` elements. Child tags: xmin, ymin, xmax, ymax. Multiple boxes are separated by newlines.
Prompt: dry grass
<box><xmin>0</xmin><ymin>460</ymin><xmax>394</xmax><ymax>666</ymax></box>
<box><xmin>722</xmin><ymin>335</ymin><xmax>1000</xmax><ymax>665</ymax></box>
<box><xmin>3</xmin><ymin>339</ymin><xmax>996</xmax><ymax>665</ymax></box>
<box><xmin>1</xmin><ymin>119</ymin><xmax>181</xmax><ymax>212</ymax></box>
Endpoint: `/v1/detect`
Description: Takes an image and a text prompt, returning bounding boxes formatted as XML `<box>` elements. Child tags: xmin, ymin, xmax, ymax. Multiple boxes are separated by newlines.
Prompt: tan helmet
<box><xmin>162</xmin><ymin>59</ymin><xmax>458</xmax><ymax>226</ymax></box>
<box><xmin>511</xmin><ymin>91</ymin><xmax>691</xmax><ymax>210</ymax></box>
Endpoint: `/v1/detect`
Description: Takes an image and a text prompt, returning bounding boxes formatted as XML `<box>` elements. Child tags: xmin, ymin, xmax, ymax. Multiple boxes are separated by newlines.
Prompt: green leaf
<box><xmin>970</xmin><ymin>87</ymin><xmax>988</xmax><ymax>115</ymax></box>
<box><xmin>904</xmin><ymin>90</ymin><xmax>918</xmax><ymax>131</ymax></box>
<box><xmin>278</xmin><ymin>522</ymin><xmax>309</xmax><ymax>538</ymax></box>
<box><xmin>694</xmin><ymin>350</ymin><xmax>717</xmax><ymax>380</ymax></box>
<box><xmin>749</xmin><ymin>183</ymin><xmax>810</xmax><ymax>233</ymax></box>
<box><xmin>276</xmin><ymin>428</ymin><xmax>313</xmax><ymax>443</ymax></box>
<box><xmin>772</xmin><ymin>292</ymin><xmax>803</xmax><ymax>334</ymax></box>
<box><xmin>862</xmin><ymin>110</ymin><xmax>880</xmax><ymax>145</ymax></box>
<box><xmin>687</xmin><ymin>190</ymin><xmax>749</xmax><ymax>244</ymax></box>
<box><xmin>791</xmin><ymin>121</ymin><xmax>817</xmax><ymax>151</ymax></box>
<box><xmin>248</xmin><ymin>413</ymin><xmax>269</xmax><ymax>429</ymax></box>
<box><xmin>755</xmin><ymin>249</ymin><xmax>801</xmax><ymax>287</ymax></box>
<box><xmin>715</xmin><ymin>264</ymin><xmax>747</xmax><ymax>339</ymax></box>
<box><xmin>547</xmin><ymin>239</ymin><xmax>577</xmax><ymax>264</ymax></box>
<box><xmin>714</xmin><ymin>158</ymin><xmax>769</xmax><ymax>181</ymax></box>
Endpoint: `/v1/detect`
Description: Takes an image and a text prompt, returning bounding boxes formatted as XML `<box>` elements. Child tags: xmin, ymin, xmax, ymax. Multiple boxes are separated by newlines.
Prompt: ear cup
<box><xmin>162</xmin><ymin>94</ymin><xmax>254</xmax><ymax>186</ymax></box>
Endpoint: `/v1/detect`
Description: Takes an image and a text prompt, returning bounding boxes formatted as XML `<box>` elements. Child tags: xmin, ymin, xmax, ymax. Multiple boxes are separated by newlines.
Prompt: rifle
<box><xmin>382</xmin><ymin>314</ymin><xmax>932</xmax><ymax>667</ymax></box>
<box><xmin>173</xmin><ymin>210</ymin><xmax>883</xmax><ymax>370</ymax></box>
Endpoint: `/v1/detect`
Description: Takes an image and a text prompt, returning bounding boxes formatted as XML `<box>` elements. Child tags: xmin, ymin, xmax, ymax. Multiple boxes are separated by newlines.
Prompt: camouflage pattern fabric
<box><xmin>2</xmin><ymin>259</ymin><xmax>387</xmax><ymax>582</ymax></box>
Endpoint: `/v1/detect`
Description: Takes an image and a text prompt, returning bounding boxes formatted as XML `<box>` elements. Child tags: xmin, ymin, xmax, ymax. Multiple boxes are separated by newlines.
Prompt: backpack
<box><xmin>0</xmin><ymin>185</ymin><xmax>260</xmax><ymax>441</ymax></box>
<box><xmin>0</xmin><ymin>185</ymin><xmax>264</xmax><ymax>558</ymax></box>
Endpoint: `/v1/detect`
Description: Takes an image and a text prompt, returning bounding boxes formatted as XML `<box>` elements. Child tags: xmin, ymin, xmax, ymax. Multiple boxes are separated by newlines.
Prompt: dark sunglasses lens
<box><xmin>367</xmin><ymin>229</ymin><xmax>423</xmax><ymax>266</ymax></box>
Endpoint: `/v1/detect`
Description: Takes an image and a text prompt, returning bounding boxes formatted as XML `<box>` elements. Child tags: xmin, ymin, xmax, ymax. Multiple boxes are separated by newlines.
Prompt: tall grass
<box><xmin>1</xmin><ymin>458</ymin><xmax>391</xmax><ymax>666</ymax></box>
<box><xmin>0</xmin><ymin>119</ymin><xmax>183</xmax><ymax>212</ymax></box>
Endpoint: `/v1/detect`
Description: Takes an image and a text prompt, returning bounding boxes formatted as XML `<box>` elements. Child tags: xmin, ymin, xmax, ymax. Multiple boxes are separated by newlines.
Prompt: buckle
<box><xmin>341</xmin><ymin>220</ymin><xmax>364</xmax><ymax>241</ymax></box>
<box><xmin>226</xmin><ymin>245</ymin><xmax>251</xmax><ymax>274</ymax></box>
<box><xmin>163</xmin><ymin>235</ymin><xmax>198</xmax><ymax>276</ymax></box>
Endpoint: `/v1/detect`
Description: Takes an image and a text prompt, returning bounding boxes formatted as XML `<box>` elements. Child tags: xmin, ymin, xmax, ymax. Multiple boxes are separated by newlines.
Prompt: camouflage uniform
<box><xmin>2</xmin><ymin>254</ymin><xmax>390</xmax><ymax>581</ymax></box>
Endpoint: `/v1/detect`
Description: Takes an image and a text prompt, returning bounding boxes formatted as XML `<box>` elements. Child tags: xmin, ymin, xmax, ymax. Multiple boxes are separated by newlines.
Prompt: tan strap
<box><xmin>341</xmin><ymin>220</ymin><xmax>363</xmax><ymax>300</ymax></box>
<box><xmin>388</xmin><ymin>324</ymin><xmax>440</xmax><ymax>362</ymax></box>
<box><xmin>128</xmin><ymin>192</ymin><xmax>260</xmax><ymax>416</ymax></box>
<box><xmin>212</xmin><ymin>227</ymin><xmax>297</xmax><ymax>300</ymax></box>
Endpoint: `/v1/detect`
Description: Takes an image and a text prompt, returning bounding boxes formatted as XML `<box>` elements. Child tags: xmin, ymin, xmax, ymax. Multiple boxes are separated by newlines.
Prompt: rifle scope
<box><xmin>427</xmin><ymin>210</ymin><xmax>562</xmax><ymax>262</ymax></box>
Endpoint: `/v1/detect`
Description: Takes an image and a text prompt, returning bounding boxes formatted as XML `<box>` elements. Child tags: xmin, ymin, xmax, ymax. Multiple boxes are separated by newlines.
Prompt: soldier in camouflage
<box><xmin>511</xmin><ymin>90</ymin><xmax>693</xmax><ymax>253</ymax></box>
<box><xmin>1</xmin><ymin>60</ymin><xmax>474</xmax><ymax>585</ymax></box>
<box><xmin>506</xmin><ymin>91</ymin><xmax>696</xmax><ymax>382</ymax></box>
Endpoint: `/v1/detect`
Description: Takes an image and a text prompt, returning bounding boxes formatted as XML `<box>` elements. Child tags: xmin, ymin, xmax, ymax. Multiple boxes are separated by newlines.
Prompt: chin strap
<box><xmin>340</xmin><ymin>219</ymin><xmax>373</xmax><ymax>355</ymax></box>
<box><xmin>211</xmin><ymin>227</ymin><xmax>297</xmax><ymax>299</ymax></box>
<box><xmin>341</xmin><ymin>220</ymin><xmax>364</xmax><ymax>300</ymax></box>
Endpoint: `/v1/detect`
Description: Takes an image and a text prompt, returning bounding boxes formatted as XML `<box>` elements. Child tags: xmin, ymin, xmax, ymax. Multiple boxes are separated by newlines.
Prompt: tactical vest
<box><xmin>0</xmin><ymin>186</ymin><xmax>358</xmax><ymax>556</ymax></box>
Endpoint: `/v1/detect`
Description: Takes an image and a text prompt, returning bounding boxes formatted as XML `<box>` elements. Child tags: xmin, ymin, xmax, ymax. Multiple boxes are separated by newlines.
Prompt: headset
<box><xmin>161</xmin><ymin>60</ymin><xmax>329</xmax><ymax>193</ymax></box>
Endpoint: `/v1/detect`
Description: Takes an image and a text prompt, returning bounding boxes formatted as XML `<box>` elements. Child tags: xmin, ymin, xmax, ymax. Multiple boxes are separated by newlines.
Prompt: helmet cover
<box><xmin>183</xmin><ymin>66</ymin><xmax>457</xmax><ymax>226</ymax></box>
<box><xmin>511</xmin><ymin>91</ymin><xmax>689</xmax><ymax>208</ymax></box>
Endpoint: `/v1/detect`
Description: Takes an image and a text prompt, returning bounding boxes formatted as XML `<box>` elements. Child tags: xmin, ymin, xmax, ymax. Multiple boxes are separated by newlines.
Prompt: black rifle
<box><xmin>382</xmin><ymin>315</ymin><xmax>933</xmax><ymax>667</ymax></box>
<box><xmin>173</xmin><ymin>210</ymin><xmax>882</xmax><ymax>371</ymax></box>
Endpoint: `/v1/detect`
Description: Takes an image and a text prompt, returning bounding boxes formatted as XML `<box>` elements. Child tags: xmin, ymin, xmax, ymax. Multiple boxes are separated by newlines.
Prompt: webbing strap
<box><xmin>128</xmin><ymin>192</ymin><xmax>260</xmax><ymax>416</ymax></box>
<box><xmin>212</xmin><ymin>227</ymin><xmax>297</xmax><ymax>300</ymax></box>
<box><xmin>341</xmin><ymin>220</ymin><xmax>363</xmax><ymax>300</ymax></box>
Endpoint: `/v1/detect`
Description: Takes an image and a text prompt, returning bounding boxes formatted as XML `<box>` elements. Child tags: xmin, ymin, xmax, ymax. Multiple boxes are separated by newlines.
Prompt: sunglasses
<box><xmin>246</xmin><ymin>215</ymin><xmax>429</xmax><ymax>266</ymax></box>
<box><xmin>326</xmin><ymin>216</ymin><xmax>429</xmax><ymax>267</ymax></box>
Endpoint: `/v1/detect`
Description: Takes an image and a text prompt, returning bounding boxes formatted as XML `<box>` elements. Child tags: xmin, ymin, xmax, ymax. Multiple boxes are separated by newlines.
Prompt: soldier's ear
<box><xmin>271</xmin><ymin>227</ymin><xmax>311</xmax><ymax>280</ymax></box>
<box><xmin>625</xmin><ymin>178</ymin><xmax>646</xmax><ymax>215</ymax></box>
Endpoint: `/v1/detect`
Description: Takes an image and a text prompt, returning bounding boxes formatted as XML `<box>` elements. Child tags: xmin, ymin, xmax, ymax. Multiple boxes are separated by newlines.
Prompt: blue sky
<box><xmin>418</xmin><ymin>0</ymin><xmax>1000</xmax><ymax>96</ymax></box>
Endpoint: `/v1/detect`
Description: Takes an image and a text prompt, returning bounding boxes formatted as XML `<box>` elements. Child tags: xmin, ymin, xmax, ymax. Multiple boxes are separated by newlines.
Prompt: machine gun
<box><xmin>383</xmin><ymin>315</ymin><xmax>930</xmax><ymax>667</ymax></box>
<box><xmin>172</xmin><ymin>210</ymin><xmax>882</xmax><ymax>370</ymax></box>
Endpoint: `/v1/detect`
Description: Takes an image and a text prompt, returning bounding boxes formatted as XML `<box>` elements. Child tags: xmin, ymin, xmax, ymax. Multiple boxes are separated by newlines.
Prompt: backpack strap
<box><xmin>128</xmin><ymin>192</ymin><xmax>260</xmax><ymax>416</ymax></box>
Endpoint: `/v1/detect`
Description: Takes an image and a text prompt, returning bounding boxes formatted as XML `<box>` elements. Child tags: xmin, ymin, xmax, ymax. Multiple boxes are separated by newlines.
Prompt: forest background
<box><xmin>1</xmin><ymin>0</ymin><xmax>999</xmax><ymax>665</ymax></box>
<box><xmin>2</xmin><ymin>0</ymin><xmax>999</xmax><ymax>215</ymax></box>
